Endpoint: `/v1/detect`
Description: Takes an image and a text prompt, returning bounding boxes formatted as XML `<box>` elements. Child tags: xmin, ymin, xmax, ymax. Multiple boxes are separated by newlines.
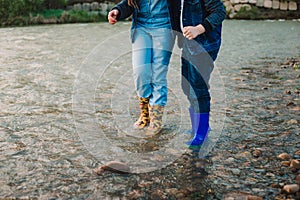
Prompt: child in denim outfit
<box><xmin>179</xmin><ymin>0</ymin><xmax>226</xmax><ymax>148</ymax></box>
<box><xmin>108</xmin><ymin>0</ymin><xmax>178</xmax><ymax>135</ymax></box>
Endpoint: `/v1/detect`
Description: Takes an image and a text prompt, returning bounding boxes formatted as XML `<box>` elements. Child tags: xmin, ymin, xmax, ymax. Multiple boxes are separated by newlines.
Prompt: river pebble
<box><xmin>278</xmin><ymin>153</ymin><xmax>291</xmax><ymax>160</ymax></box>
<box><xmin>94</xmin><ymin>161</ymin><xmax>131</xmax><ymax>174</ymax></box>
<box><xmin>290</xmin><ymin>160</ymin><xmax>300</xmax><ymax>170</ymax></box>
<box><xmin>295</xmin><ymin>174</ymin><xmax>300</xmax><ymax>183</ymax></box>
<box><xmin>283</xmin><ymin>184</ymin><xmax>300</xmax><ymax>194</ymax></box>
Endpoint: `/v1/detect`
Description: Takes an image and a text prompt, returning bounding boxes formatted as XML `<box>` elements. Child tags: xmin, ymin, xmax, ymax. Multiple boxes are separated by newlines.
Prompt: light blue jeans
<box><xmin>132</xmin><ymin>27</ymin><xmax>174</xmax><ymax>106</ymax></box>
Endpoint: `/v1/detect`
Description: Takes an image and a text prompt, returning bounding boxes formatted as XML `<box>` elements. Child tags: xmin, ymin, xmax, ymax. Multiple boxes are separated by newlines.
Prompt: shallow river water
<box><xmin>0</xmin><ymin>20</ymin><xmax>299</xmax><ymax>199</ymax></box>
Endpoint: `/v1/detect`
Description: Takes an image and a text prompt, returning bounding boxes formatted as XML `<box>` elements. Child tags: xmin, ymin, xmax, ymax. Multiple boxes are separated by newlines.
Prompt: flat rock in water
<box><xmin>94</xmin><ymin>161</ymin><xmax>131</xmax><ymax>175</ymax></box>
<box><xmin>224</xmin><ymin>192</ymin><xmax>263</xmax><ymax>200</ymax></box>
<box><xmin>295</xmin><ymin>174</ymin><xmax>300</xmax><ymax>182</ymax></box>
<box><xmin>281</xmin><ymin>161</ymin><xmax>291</xmax><ymax>167</ymax></box>
<box><xmin>283</xmin><ymin>184</ymin><xmax>299</xmax><ymax>194</ymax></box>
<box><xmin>290</xmin><ymin>159</ymin><xmax>300</xmax><ymax>169</ymax></box>
<box><xmin>277</xmin><ymin>153</ymin><xmax>291</xmax><ymax>160</ymax></box>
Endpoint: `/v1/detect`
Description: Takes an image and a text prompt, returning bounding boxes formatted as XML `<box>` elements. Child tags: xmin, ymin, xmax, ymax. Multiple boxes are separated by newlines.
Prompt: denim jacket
<box><xmin>113</xmin><ymin>0</ymin><xmax>180</xmax><ymax>40</ymax></box>
<box><xmin>112</xmin><ymin>0</ymin><xmax>225</xmax><ymax>53</ymax></box>
<box><xmin>181</xmin><ymin>0</ymin><xmax>226</xmax><ymax>54</ymax></box>
<box><xmin>112</xmin><ymin>0</ymin><xmax>180</xmax><ymax>39</ymax></box>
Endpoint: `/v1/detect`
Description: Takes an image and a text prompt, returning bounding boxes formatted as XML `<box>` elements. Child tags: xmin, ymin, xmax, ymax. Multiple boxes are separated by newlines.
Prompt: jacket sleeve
<box><xmin>169</xmin><ymin>0</ymin><xmax>181</xmax><ymax>32</ymax></box>
<box><xmin>201</xmin><ymin>0</ymin><xmax>226</xmax><ymax>32</ymax></box>
<box><xmin>112</xmin><ymin>0</ymin><xmax>134</xmax><ymax>21</ymax></box>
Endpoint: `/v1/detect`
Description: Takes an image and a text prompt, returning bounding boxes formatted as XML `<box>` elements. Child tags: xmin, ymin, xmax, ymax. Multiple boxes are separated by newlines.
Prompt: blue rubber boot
<box><xmin>186</xmin><ymin>113</ymin><xmax>210</xmax><ymax>149</ymax></box>
<box><xmin>182</xmin><ymin>107</ymin><xmax>195</xmax><ymax>135</ymax></box>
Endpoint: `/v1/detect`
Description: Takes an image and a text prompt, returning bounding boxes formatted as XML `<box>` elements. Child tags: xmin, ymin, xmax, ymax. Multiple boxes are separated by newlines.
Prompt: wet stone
<box><xmin>225</xmin><ymin>157</ymin><xmax>236</xmax><ymax>164</ymax></box>
<box><xmin>290</xmin><ymin>160</ymin><xmax>300</xmax><ymax>169</ymax></box>
<box><xmin>127</xmin><ymin>190</ymin><xmax>142</xmax><ymax>200</ymax></box>
<box><xmin>281</xmin><ymin>161</ymin><xmax>291</xmax><ymax>167</ymax></box>
<box><xmin>295</xmin><ymin>174</ymin><xmax>300</xmax><ymax>182</ymax></box>
<box><xmin>150</xmin><ymin>189</ymin><xmax>166</xmax><ymax>199</ymax></box>
<box><xmin>231</xmin><ymin>168</ymin><xmax>241</xmax><ymax>175</ymax></box>
<box><xmin>138</xmin><ymin>181</ymin><xmax>152</xmax><ymax>188</ymax></box>
<box><xmin>176</xmin><ymin>192</ymin><xmax>185</xmax><ymax>199</ymax></box>
<box><xmin>94</xmin><ymin>161</ymin><xmax>131</xmax><ymax>175</ymax></box>
<box><xmin>252</xmin><ymin>149</ymin><xmax>262</xmax><ymax>157</ymax></box>
<box><xmin>283</xmin><ymin>184</ymin><xmax>300</xmax><ymax>194</ymax></box>
<box><xmin>278</xmin><ymin>153</ymin><xmax>291</xmax><ymax>160</ymax></box>
<box><xmin>287</xmin><ymin>119</ymin><xmax>298</xmax><ymax>124</ymax></box>
<box><xmin>253</xmin><ymin>168</ymin><xmax>267</xmax><ymax>174</ymax></box>
<box><xmin>165</xmin><ymin>188</ymin><xmax>179</xmax><ymax>196</ymax></box>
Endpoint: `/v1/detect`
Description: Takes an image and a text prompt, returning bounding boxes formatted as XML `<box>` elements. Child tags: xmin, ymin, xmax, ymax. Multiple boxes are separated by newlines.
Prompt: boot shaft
<box><xmin>186</xmin><ymin>112</ymin><xmax>210</xmax><ymax>148</ymax></box>
<box><xmin>134</xmin><ymin>97</ymin><xmax>150</xmax><ymax>129</ymax></box>
<box><xmin>138</xmin><ymin>97</ymin><xmax>149</xmax><ymax>110</ymax></box>
<box><xmin>146</xmin><ymin>105</ymin><xmax>164</xmax><ymax>136</ymax></box>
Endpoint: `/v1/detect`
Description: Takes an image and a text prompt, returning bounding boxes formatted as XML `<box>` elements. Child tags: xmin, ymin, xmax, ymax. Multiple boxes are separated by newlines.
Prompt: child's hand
<box><xmin>183</xmin><ymin>25</ymin><xmax>205</xmax><ymax>40</ymax></box>
<box><xmin>108</xmin><ymin>9</ymin><xmax>119</xmax><ymax>25</ymax></box>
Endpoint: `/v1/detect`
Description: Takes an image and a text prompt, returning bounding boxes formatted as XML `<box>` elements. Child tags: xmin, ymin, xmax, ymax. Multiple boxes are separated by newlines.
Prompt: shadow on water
<box><xmin>90</xmin><ymin>149</ymin><xmax>212</xmax><ymax>199</ymax></box>
<box><xmin>90</xmin><ymin>49</ymin><xmax>214</xmax><ymax>199</ymax></box>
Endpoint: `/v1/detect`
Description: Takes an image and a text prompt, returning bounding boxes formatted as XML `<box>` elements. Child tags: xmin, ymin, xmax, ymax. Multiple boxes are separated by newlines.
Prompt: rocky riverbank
<box><xmin>1</xmin><ymin>0</ymin><xmax>299</xmax><ymax>27</ymax></box>
<box><xmin>208</xmin><ymin>57</ymin><xmax>300</xmax><ymax>200</ymax></box>
<box><xmin>92</xmin><ymin>57</ymin><xmax>300</xmax><ymax>200</ymax></box>
<box><xmin>66</xmin><ymin>0</ymin><xmax>300</xmax><ymax>20</ymax></box>
<box><xmin>223</xmin><ymin>0</ymin><xmax>299</xmax><ymax>19</ymax></box>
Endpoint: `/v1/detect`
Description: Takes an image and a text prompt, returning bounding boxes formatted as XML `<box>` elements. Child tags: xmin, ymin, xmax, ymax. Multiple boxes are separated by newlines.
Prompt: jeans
<box><xmin>132</xmin><ymin>27</ymin><xmax>174</xmax><ymax>106</ymax></box>
<box><xmin>181</xmin><ymin>41</ymin><xmax>216</xmax><ymax>113</ymax></box>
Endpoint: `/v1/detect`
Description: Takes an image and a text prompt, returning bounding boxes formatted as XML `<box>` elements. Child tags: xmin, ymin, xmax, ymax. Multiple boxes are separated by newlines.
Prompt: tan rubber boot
<box><xmin>133</xmin><ymin>97</ymin><xmax>150</xmax><ymax>129</ymax></box>
<box><xmin>146</xmin><ymin>105</ymin><xmax>164</xmax><ymax>136</ymax></box>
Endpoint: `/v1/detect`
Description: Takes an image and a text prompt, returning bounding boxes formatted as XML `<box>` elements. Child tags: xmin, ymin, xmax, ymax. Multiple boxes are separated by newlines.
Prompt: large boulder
<box><xmin>280</xmin><ymin>1</ymin><xmax>288</xmax><ymax>10</ymax></box>
<box><xmin>230</xmin><ymin>0</ymin><xmax>240</xmax><ymax>5</ymax></box>
<box><xmin>272</xmin><ymin>0</ymin><xmax>280</xmax><ymax>9</ymax></box>
<box><xmin>249</xmin><ymin>0</ymin><xmax>257</xmax><ymax>4</ymax></box>
<box><xmin>256</xmin><ymin>0</ymin><xmax>264</xmax><ymax>7</ymax></box>
<box><xmin>288</xmin><ymin>1</ymin><xmax>297</xmax><ymax>10</ymax></box>
<box><xmin>91</xmin><ymin>2</ymin><xmax>100</xmax><ymax>11</ymax></box>
<box><xmin>73</xmin><ymin>3</ymin><xmax>82</xmax><ymax>11</ymax></box>
<box><xmin>263</xmin><ymin>0</ymin><xmax>272</xmax><ymax>8</ymax></box>
<box><xmin>82</xmin><ymin>3</ymin><xmax>91</xmax><ymax>11</ymax></box>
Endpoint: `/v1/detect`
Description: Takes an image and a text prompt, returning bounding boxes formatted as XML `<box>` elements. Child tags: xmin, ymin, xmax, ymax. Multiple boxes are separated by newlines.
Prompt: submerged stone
<box><xmin>94</xmin><ymin>161</ymin><xmax>131</xmax><ymax>175</ymax></box>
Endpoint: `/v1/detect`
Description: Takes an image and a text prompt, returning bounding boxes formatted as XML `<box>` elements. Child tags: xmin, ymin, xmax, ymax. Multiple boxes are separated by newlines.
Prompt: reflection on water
<box><xmin>0</xmin><ymin>20</ymin><xmax>299</xmax><ymax>198</ymax></box>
